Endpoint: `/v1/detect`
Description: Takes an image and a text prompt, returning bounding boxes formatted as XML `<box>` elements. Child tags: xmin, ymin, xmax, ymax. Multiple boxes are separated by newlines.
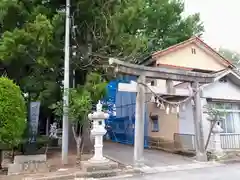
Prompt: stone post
<box><xmin>134</xmin><ymin>75</ymin><xmax>146</xmax><ymax>167</ymax></box>
<box><xmin>211</xmin><ymin>121</ymin><xmax>224</xmax><ymax>158</ymax></box>
<box><xmin>88</xmin><ymin>101</ymin><xmax>109</xmax><ymax>163</ymax></box>
<box><xmin>192</xmin><ymin>82</ymin><xmax>207</xmax><ymax>161</ymax></box>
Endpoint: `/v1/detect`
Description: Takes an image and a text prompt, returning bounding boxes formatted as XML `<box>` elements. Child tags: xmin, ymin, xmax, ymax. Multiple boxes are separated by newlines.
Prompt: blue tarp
<box><xmin>103</xmin><ymin>76</ymin><xmax>148</xmax><ymax>148</ymax></box>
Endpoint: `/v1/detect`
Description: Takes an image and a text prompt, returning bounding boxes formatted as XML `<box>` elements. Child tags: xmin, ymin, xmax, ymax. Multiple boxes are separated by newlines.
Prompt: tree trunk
<box><xmin>69</xmin><ymin>122</ymin><xmax>76</xmax><ymax>150</ymax></box>
<box><xmin>46</xmin><ymin>117</ymin><xmax>49</xmax><ymax>136</ymax></box>
<box><xmin>79</xmin><ymin>137</ymin><xmax>84</xmax><ymax>167</ymax></box>
<box><xmin>72</xmin><ymin>125</ymin><xmax>82</xmax><ymax>158</ymax></box>
<box><xmin>82</xmin><ymin>118</ymin><xmax>93</xmax><ymax>153</ymax></box>
<box><xmin>0</xmin><ymin>149</ymin><xmax>2</xmax><ymax>169</ymax></box>
<box><xmin>205</xmin><ymin>121</ymin><xmax>217</xmax><ymax>150</ymax></box>
<box><xmin>76</xmin><ymin>137</ymin><xmax>81</xmax><ymax>158</ymax></box>
<box><xmin>11</xmin><ymin>149</ymin><xmax>14</xmax><ymax>163</ymax></box>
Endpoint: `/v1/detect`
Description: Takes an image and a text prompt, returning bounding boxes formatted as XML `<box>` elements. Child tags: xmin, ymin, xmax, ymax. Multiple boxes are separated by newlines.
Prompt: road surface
<box><xmin>102</xmin><ymin>163</ymin><xmax>240</xmax><ymax>180</ymax></box>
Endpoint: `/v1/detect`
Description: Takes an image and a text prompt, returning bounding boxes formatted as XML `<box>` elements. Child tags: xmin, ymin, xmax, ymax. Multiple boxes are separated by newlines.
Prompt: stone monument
<box><xmin>8</xmin><ymin>154</ymin><xmax>48</xmax><ymax>175</ymax></box>
<box><xmin>81</xmin><ymin>101</ymin><xmax>119</xmax><ymax>177</ymax></box>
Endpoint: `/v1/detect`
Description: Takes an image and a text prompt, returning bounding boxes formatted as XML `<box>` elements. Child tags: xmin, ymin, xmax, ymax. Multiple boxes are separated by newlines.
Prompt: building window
<box><xmin>151</xmin><ymin>81</ymin><xmax>155</xmax><ymax>86</ymax></box>
<box><xmin>191</xmin><ymin>48</ymin><xmax>196</xmax><ymax>54</ymax></box>
<box><xmin>150</xmin><ymin>114</ymin><xmax>159</xmax><ymax>132</ymax></box>
<box><xmin>209</xmin><ymin>103</ymin><xmax>240</xmax><ymax>133</ymax></box>
<box><xmin>219</xmin><ymin>77</ymin><xmax>227</xmax><ymax>83</ymax></box>
<box><xmin>152</xmin><ymin>119</ymin><xmax>159</xmax><ymax>132</ymax></box>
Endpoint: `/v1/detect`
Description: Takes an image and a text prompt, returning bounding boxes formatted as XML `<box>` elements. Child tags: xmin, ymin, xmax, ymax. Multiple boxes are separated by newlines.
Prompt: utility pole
<box><xmin>62</xmin><ymin>0</ymin><xmax>70</xmax><ymax>165</ymax></box>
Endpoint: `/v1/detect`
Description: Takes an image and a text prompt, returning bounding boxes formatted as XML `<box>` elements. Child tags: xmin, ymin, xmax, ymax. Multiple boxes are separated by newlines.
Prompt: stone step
<box><xmin>81</xmin><ymin>161</ymin><xmax>118</xmax><ymax>172</ymax></box>
<box><xmin>80</xmin><ymin>169</ymin><xmax>122</xmax><ymax>179</ymax></box>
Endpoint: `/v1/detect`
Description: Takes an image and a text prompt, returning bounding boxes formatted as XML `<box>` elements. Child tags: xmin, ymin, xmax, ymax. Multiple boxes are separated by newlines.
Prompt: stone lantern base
<box><xmin>81</xmin><ymin>158</ymin><xmax>119</xmax><ymax>178</ymax></box>
<box><xmin>88</xmin><ymin>156</ymin><xmax>109</xmax><ymax>164</ymax></box>
<box><xmin>82</xmin><ymin>159</ymin><xmax>118</xmax><ymax>172</ymax></box>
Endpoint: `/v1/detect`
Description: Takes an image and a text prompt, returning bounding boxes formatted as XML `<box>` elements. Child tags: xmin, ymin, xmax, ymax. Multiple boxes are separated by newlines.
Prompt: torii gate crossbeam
<box><xmin>109</xmin><ymin>58</ymin><xmax>215</xmax><ymax>166</ymax></box>
<box><xmin>109</xmin><ymin>58</ymin><xmax>213</xmax><ymax>83</ymax></box>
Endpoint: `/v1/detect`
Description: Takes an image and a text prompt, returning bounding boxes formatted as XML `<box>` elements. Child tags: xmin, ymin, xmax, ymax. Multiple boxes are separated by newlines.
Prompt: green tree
<box><xmin>71</xmin><ymin>0</ymin><xmax>204</xmax><ymax>66</ymax></box>
<box><xmin>0</xmin><ymin>0</ymin><xmax>204</xmax><ymax>132</ymax></box>
<box><xmin>0</xmin><ymin>1</ymin><xmax>64</xmax><ymax>117</ymax></box>
<box><xmin>203</xmin><ymin>104</ymin><xmax>226</xmax><ymax>151</ymax></box>
<box><xmin>219</xmin><ymin>47</ymin><xmax>240</xmax><ymax>66</ymax></box>
<box><xmin>0</xmin><ymin>77</ymin><xmax>27</xmax><ymax>169</ymax></box>
<box><xmin>51</xmin><ymin>72</ymin><xmax>107</xmax><ymax>157</ymax></box>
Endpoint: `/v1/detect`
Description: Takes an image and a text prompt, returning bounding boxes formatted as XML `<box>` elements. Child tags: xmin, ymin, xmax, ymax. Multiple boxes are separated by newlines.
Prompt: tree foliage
<box><xmin>71</xmin><ymin>0</ymin><xmax>204</xmax><ymax>64</ymax></box>
<box><xmin>52</xmin><ymin>72</ymin><xmax>107</xmax><ymax>123</ymax></box>
<box><xmin>0</xmin><ymin>0</ymin><xmax>204</xmax><ymax>116</ymax></box>
<box><xmin>0</xmin><ymin>0</ymin><xmax>64</xmax><ymax>113</ymax></box>
<box><xmin>203</xmin><ymin>104</ymin><xmax>225</xmax><ymax>150</ymax></box>
<box><xmin>51</xmin><ymin>72</ymin><xmax>106</xmax><ymax>156</ymax></box>
<box><xmin>219</xmin><ymin>47</ymin><xmax>240</xmax><ymax>66</ymax></box>
<box><xmin>0</xmin><ymin>77</ymin><xmax>27</xmax><ymax>148</ymax></box>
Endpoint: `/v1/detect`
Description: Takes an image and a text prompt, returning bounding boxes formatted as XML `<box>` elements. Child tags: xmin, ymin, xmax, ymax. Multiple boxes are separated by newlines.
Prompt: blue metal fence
<box><xmin>103</xmin><ymin>76</ymin><xmax>148</xmax><ymax>148</ymax></box>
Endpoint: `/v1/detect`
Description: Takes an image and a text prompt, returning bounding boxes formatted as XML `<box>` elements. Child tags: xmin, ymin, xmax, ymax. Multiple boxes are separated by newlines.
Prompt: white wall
<box><xmin>201</xmin><ymin>78</ymin><xmax>240</xmax><ymax>145</ymax></box>
<box><xmin>202</xmin><ymin>80</ymin><xmax>240</xmax><ymax>101</ymax></box>
<box><xmin>179</xmin><ymin>79</ymin><xmax>240</xmax><ymax>148</ymax></box>
<box><xmin>179</xmin><ymin>101</ymin><xmax>194</xmax><ymax>134</ymax></box>
<box><xmin>179</xmin><ymin>98</ymin><xmax>211</xmax><ymax>147</ymax></box>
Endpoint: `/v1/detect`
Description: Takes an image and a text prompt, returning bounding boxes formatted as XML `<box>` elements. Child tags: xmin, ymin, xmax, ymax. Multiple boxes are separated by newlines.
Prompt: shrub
<box><xmin>0</xmin><ymin>77</ymin><xmax>27</xmax><ymax>150</ymax></box>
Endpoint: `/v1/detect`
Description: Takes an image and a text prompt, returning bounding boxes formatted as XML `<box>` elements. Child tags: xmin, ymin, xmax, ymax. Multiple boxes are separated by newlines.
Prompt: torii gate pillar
<box><xmin>193</xmin><ymin>82</ymin><xmax>208</xmax><ymax>161</ymax></box>
<box><xmin>134</xmin><ymin>75</ymin><xmax>146</xmax><ymax>166</ymax></box>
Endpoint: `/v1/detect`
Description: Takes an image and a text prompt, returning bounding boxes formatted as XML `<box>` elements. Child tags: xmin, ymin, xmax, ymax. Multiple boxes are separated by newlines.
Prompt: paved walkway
<box><xmin>103</xmin><ymin>142</ymin><xmax>193</xmax><ymax>167</ymax></box>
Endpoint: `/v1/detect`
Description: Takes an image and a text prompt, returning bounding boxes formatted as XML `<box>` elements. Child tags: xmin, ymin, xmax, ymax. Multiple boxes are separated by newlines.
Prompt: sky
<box><xmin>184</xmin><ymin>0</ymin><xmax>240</xmax><ymax>53</ymax></box>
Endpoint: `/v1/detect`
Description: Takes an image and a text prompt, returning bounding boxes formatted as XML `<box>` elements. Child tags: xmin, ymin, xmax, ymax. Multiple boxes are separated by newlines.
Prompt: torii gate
<box><xmin>109</xmin><ymin>58</ymin><xmax>214</xmax><ymax>166</ymax></box>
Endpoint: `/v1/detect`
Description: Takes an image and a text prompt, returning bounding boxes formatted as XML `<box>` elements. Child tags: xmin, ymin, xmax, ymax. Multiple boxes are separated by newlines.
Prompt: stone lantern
<box><xmin>88</xmin><ymin>101</ymin><xmax>109</xmax><ymax>163</ymax></box>
<box><xmin>211</xmin><ymin>119</ymin><xmax>224</xmax><ymax>158</ymax></box>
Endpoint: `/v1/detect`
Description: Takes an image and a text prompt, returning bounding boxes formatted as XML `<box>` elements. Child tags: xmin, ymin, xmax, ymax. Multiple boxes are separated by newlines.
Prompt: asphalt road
<box><xmin>103</xmin><ymin>163</ymin><xmax>240</xmax><ymax>180</ymax></box>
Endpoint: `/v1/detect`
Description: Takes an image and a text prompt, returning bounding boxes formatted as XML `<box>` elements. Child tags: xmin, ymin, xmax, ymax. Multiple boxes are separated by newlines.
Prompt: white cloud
<box><xmin>184</xmin><ymin>0</ymin><xmax>240</xmax><ymax>53</ymax></box>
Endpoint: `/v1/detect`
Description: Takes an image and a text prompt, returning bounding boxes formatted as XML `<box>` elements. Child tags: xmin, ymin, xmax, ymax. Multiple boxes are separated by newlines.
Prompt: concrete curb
<box><xmin>19</xmin><ymin>169</ymin><xmax>122</xmax><ymax>180</ymax></box>
<box><xmin>23</xmin><ymin>169</ymin><xmax>138</xmax><ymax>180</ymax></box>
<box><xmin>134</xmin><ymin>161</ymin><xmax>224</xmax><ymax>175</ymax></box>
<box><xmin>218</xmin><ymin>158</ymin><xmax>240</xmax><ymax>164</ymax></box>
<box><xmin>103</xmin><ymin>155</ymin><xmax>141</xmax><ymax>175</ymax></box>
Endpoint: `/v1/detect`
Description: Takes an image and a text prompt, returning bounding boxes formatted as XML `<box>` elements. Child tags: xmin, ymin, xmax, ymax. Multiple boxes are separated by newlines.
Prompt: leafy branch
<box><xmin>203</xmin><ymin>104</ymin><xmax>225</xmax><ymax>150</ymax></box>
<box><xmin>50</xmin><ymin>72</ymin><xmax>107</xmax><ymax>158</ymax></box>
